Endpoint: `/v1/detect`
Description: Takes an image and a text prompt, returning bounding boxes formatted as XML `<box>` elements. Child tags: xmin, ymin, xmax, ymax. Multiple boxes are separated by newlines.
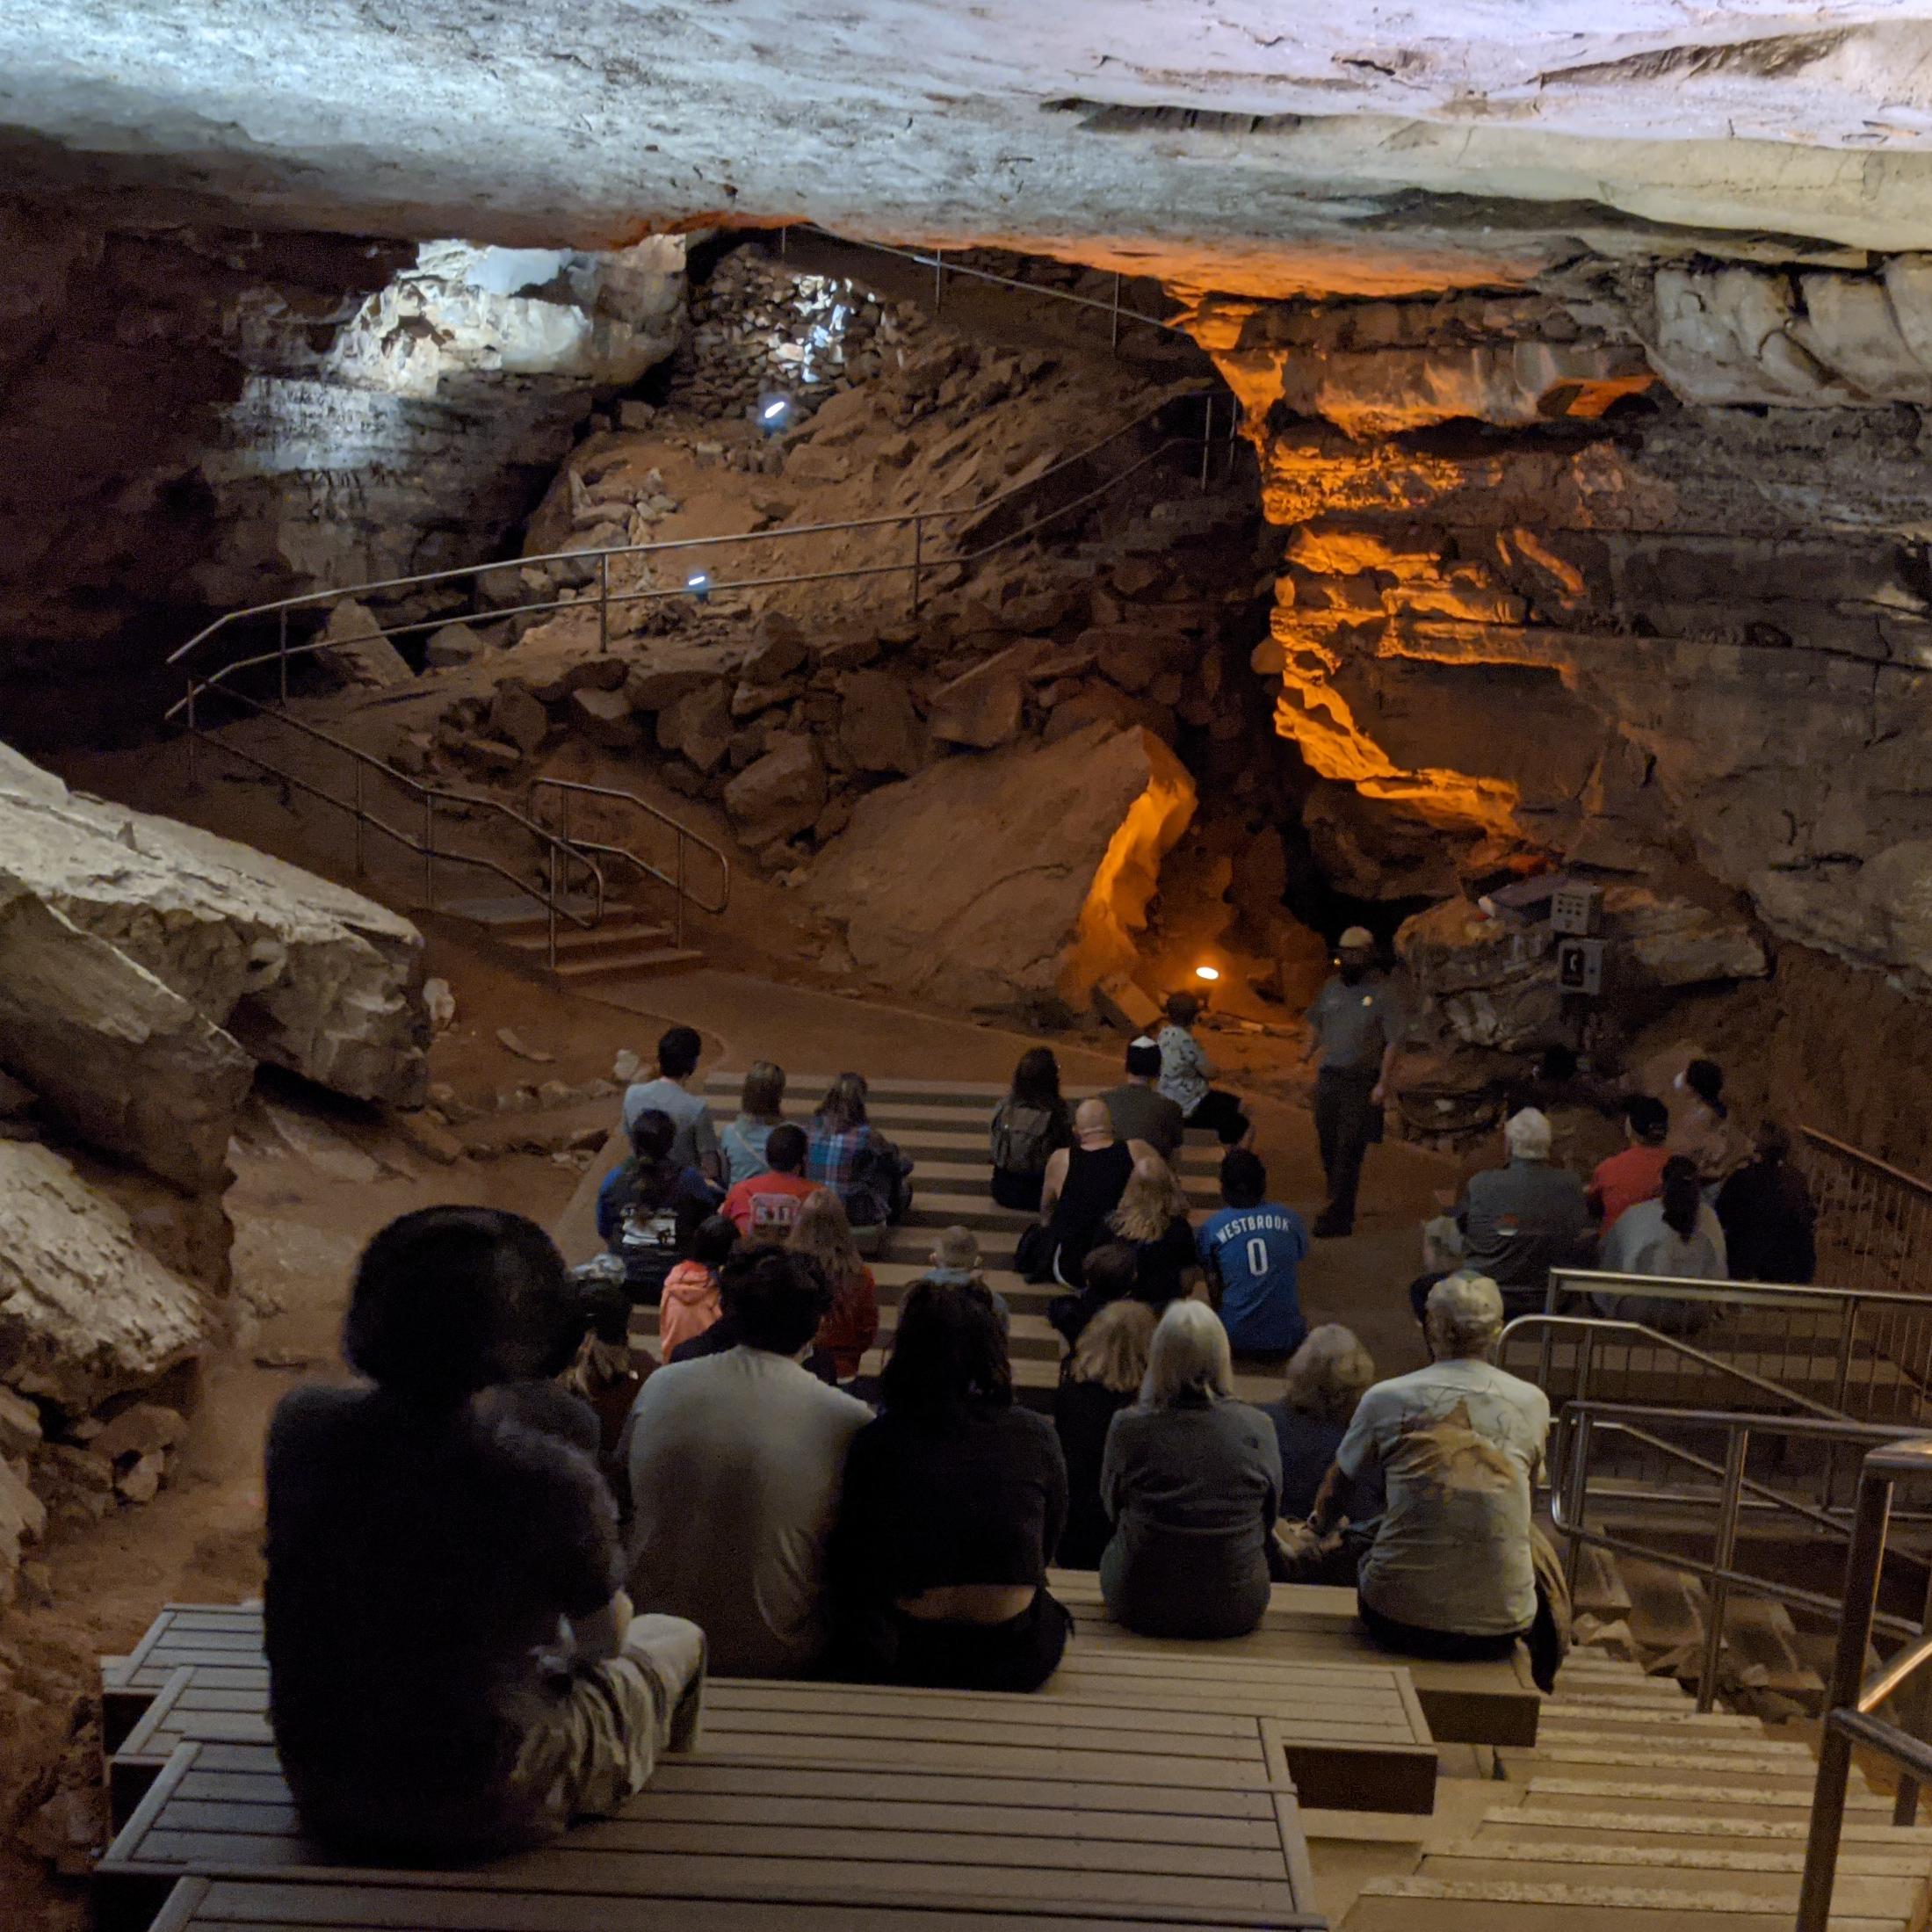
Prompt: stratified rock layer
<box><xmin>0</xmin><ymin>1140</ymin><xmax>214</xmax><ymax>1415</ymax></box>
<box><xmin>0</xmin><ymin>745</ymin><xmax>428</xmax><ymax>1125</ymax></box>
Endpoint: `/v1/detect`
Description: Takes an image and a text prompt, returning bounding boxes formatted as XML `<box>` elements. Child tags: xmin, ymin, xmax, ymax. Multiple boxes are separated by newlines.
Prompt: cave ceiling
<box><xmin>8</xmin><ymin>4</ymin><xmax>1932</xmax><ymax>293</ymax></box>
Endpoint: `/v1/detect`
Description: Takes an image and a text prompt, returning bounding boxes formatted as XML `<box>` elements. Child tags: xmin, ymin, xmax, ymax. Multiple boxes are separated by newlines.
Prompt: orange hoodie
<box><xmin>659</xmin><ymin>1261</ymin><xmax>722</xmax><ymax>1357</ymax></box>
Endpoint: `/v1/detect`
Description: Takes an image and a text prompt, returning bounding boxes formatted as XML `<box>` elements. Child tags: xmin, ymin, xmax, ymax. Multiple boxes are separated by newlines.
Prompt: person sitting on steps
<box><xmin>1156</xmin><ymin>992</ymin><xmax>1253</xmax><ymax>1149</ymax></box>
<box><xmin>1198</xmin><ymin>1149</ymin><xmax>1310</xmax><ymax>1364</ymax></box>
<box><xmin>809</xmin><ymin>1072</ymin><xmax>912</xmax><ymax>1228</ymax></box>
<box><xmin>1456</xmin><ymin>1106</ymin><xmax>1591</xmax><ymax>1321</ymax></box>
<box><xmin>719</xmin><ymin>1122</ymin><xmax>820</xmax><ymax>1240</ymax></box>
<box><xmin>917</xmin><ymin>1224</ymin><xmax>1010</xmax><ymax>1326</ymax></box>
<box><xmin>597</xmin><ymin>1109</ymin><xmax>720</xmax><ymax>1302</ymax></box>
<box><xmin>622</xmin><ymin>1025</ymin><xmax>722</xmax><ymax>1185</ymax></box>
<box><xmin>719</xmin><ymin>1060</ymin><xmax>788</xmax><ymax>1189</ymax></box>
<box><xmin>787</xmin><ymin>1186</ymin><xmax>880</xmax><ymax>1386</ymax></box>
<box><xmin>1588</xmin><ymin>1094</ymin><xmax>1672</xmax><ymax>1238</ymax></box>
<box><xmin>1098</xmin><ymin>1300</ymin><xmax>1282</xmax><ymax>1641</ymax></box>
<box><xmin>265</xmin><ymin>1206</ymin><xmax>706</xmax><ymax>1861</ymax></box>
<box><xmin>1046</xmin><ymin>1238</ymin><xmax>1140</xmax><ymax>1353</ymax></box>
<box><xmin>832</xmin><ymin>1279</ymin><xmax>1071</xmax><ymax>1692</ymax></box>
<box><xmin>988</xmin><ymin>1047</ymin><xmax>1075</xmax><ymax>1212</ymax></box>
<box><xmin>659</xmin><ymin>1214</ymin><xmax>738</xmax><ymax>1359</ymax></box>
<box><xmin>1028</xmin><ymin>1097</ymin><xmax>1153</xmax><ymax>1288</ymax></box>
<box><xmin>1310</xmin><ymin>1272</ymin><xmax>1559</xmax><ymax>1692</ymax></box>
<box><xmin>1053</xmin><ymin>1296</ymin><xmax>1156</xmax><ymax>1570</ymax></box>
<box><xmin>1097</xmin><ymin>1036</ymin><xmax>1184</xmax><ymax>1162</ymax></box>
<box><xmin>1105</xmin><ymin>1154</ymin><xmax>1200</xmax><ymax>1313</ymax></box>
<box><xmin>626</xmin><ymin>1245</ymin><xmax>872</xmax><ymax>1677</ymax></box>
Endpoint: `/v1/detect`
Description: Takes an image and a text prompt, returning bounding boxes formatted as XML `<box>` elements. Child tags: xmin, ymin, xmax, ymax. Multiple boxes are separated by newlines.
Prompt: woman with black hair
<box><xmin>833</xmin><ymin>1280</ymin><xmax>1070</xmax><ymax>1691</ymax></box>
<box><xmin>264</xmin><ymin>1207</ymin><xmax>706</xmax><ymax>1861</ymax></box>
<box><xmin>1668</xmin><ymin>1057</ymin><xmax>1747</xmax><ymax>1190</ymax></box>
<box><xmin>988</xmin><ymin>1046</ymin><xmax>1075</xmax><ymax>1211</ymax></box>
<box><xmin>596</xmin><ymin>1107</ymin><xmax>719</xmax><ymax>1298</ymax></box>
<box><xmin>1593</xmin><ymin>1154</ymin><xmax>1730</xmax><ymax>1332</ymax></box>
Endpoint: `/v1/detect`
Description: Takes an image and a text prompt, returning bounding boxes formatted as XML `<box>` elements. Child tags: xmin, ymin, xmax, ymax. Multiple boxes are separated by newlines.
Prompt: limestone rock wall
<box><xmin>0</xmin><ymin>194</ymin><xmax>684</xmax><ymax>747</ymax></box>
<box><xmin>1193</xmin><ymin>279</ymin><xmax>1932</xmax><ymax>1001</ymax></box>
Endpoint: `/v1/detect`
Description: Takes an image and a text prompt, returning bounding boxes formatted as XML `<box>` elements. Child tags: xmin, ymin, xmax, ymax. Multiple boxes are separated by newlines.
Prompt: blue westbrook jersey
<box><xmin>1198</xmin><ymin>1204</ymin><xmax>1310</xmax><ymax>1353</ymax></box>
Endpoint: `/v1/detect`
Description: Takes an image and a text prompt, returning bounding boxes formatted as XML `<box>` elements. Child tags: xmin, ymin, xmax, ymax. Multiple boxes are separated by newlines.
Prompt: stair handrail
<box><xmin>1548</xmin><ymin>1400</ymin><xmax>1932</xmax><ymax>1728</ymax></box>
<box><xmin>1798</xmin><ymin>1436</ymin><xmax>1932</xmax><ymax>1930</ymax></box>
<box><xmin>161</xmin><ymin>383</ymin><xmax>1228</xmax><ymax>706</ymax></box>
<box><xmin>187</xmin><ymin>681</ymin><xmax>605</xmax><ymax>968</ymax></box>
<box><xmin>1795</xmin><ymin>1124</ymin><xmax>1932</xmax><ymax>1300</ymax></box>
<box><xmin>530</xmin><ymin>777</ymin><xmax>729</xmax><ymax>952</ymax></box>
<box><xmin>1523</xmin><ymin>1268</ymin><xmax>1932</xmax><ymax>1423</ymax></box>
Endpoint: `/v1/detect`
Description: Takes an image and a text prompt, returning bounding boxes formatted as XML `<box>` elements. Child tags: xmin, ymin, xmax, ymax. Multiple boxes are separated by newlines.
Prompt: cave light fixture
<box><xmin>757</xmin><ymin>392</ymin><xmax>793</xmax><ymax>432</ymax></box>
<box><xmin>1194</xmin><ymin>964</ymin><xmax>1222</xmax><ymax>983</ymax></box>
<box><xmin>685</xmin><ymin>569</ymin><xmax>713</xmax><ymax>602</ymax></box>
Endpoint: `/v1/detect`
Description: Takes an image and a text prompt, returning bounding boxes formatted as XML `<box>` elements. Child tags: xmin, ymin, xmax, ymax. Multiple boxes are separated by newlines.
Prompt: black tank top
<box><xmin>1049</xmin><ymin>1140</ymin><xmax>1134</xmax><ymax>1252</ymax></box>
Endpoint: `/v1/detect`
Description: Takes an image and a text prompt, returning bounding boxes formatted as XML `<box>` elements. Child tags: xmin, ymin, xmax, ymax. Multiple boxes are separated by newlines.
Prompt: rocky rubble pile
<box><xmin>664</xmin><ymin>249</ymin><xmax>901</xmax><ymax>430</ymax></box>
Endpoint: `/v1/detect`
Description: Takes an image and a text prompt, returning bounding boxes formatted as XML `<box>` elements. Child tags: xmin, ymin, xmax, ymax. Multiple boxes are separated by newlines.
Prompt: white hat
<box><xmin>1337</xmin><ymin>926</ymin><xmax>1375</xmax><ymax>952</ymax></box>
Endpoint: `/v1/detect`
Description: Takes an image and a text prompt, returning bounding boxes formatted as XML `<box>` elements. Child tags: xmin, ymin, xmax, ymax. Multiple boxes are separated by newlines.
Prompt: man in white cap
<box><xmin>1458</xmin><ymin>1106</ymin><xmax>1590</xmax><ymax>1317</ymax></box>
<box><xmin>1300</xmin><ymin>927</ymin><xmax>1405</xmax><ymax>1237</ymax></box>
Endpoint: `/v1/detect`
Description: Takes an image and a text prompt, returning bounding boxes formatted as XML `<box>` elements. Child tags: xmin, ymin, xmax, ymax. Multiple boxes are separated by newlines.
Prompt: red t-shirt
<box><xmin>720</xmin><ymin>1171</ymin><xmax>820</xmax><ymax>1239</ymax></box>
<box><xmin>1589</xmin><ymin>1144</ymin><xmax>1671</xmax><ymax>1234</ymax></box>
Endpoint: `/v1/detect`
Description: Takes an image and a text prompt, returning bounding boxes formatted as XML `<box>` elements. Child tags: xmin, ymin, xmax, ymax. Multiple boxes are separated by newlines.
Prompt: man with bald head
<box><xmin>1032</xmin><ymin>1098</ymin><xmax>1155</xmax><ymax>1287</ymax></box>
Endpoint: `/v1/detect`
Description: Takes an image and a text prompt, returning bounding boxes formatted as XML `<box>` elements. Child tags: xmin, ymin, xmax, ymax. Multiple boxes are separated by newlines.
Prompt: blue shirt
<box><xmin>1198</xmin><ymin>1203</ymin><xmax>1310</xmax><ymax>1354</ymax></box>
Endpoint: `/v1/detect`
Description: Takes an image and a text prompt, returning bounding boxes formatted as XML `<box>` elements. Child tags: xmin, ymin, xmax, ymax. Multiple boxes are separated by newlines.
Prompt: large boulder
<box><xmin>724</xmin><ymin>736</ymin><xmax>828</xmax><ymax>847</ymax></box>
<box><xmin>0</xmin><ymin>1140</ymin><xmax>214</xmax><ymax>1416</ymax></box>
<box><xmin>0</xmin><ymin>746</ymin><xmax>428</xmax><ymax>1121</ymax></box>
<box><xmin>807</xmin><ymin>725</ymin><xmax>1196</xmax><ymax>1011</ymax></box>
<box><xmin>314</xmin><ymin>597</ymin><xmax>414</xmax><ymax>689</ymax></box>
<box><xmin>926</xmin><ymin>643</ymin><xmax>1038</xmax><ymax>750</ymax></box>
<box><xmin>837</xmin><ymin>669</ymin><xmax>926</xmax><ymax>777</ymax></box>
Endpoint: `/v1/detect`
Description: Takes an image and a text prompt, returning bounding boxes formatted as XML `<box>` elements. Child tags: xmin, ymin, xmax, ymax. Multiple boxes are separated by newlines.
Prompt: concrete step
<box><xmin>1421</xmin><ymin>1846</ymin><xmax>1924</xmax><ymax>1920</ymax></box>
<box><xmin>1343</xmin><ymin>1873</ymin><xmax>1903</xmax><ymax>1929</ymax></box>
<box><xmin>1506</xmin><ymin>1741</ymin><xmax>1825</xmax><ymax>1786</ymax></box>
<box><xmin>1485</xmin><ymin>1806</ymin><xmax>1932</xmax><ymax>1856</ymax></box>
<box><xmin>1546</xmin><ymin>1682</ymin><xmax>1697</xmax><ymax>1708</ymax></box>
<box><xmin>1524</xmin><ymin>1776</ymin><xmax>1888</xmax><ymax>1820</ymax></box>
<box><xmin>554</xmin><ymin>944</ymin><xmax>707</xmax><ymax>981</ymax></box>
<box><xmin>500</xmin><ymin>918</ymin><xmax>676</xmax><ymax>957</ymax></box>
<box><xmin>1538</xmin><ymin>1711</ymin><xmax>1769</xmax><ymax>1738</ymax></box>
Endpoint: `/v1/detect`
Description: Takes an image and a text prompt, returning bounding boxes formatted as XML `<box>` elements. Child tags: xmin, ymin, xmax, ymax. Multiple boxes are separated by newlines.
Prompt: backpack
<box><xmin>992</xmin><ymin>1101</ymin><xmax>1060</xmax><ymax>1178</ymax></box>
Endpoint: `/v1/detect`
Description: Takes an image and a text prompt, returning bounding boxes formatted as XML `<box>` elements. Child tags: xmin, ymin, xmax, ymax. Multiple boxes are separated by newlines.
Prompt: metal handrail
<box><xmin>780</xmin><ymin>224</ymin><xmax>1190</xmax><ymax>344</ymax></box>
<box><xmin>185</xmin><ymin>684</ymin><xmax>604</xmax><ymax>966</ymax></box>
<box><xmin>1549</xmin><ymin>1400</ymin><xmax>1932</xmax><ymax>1722</ymax></box>
<box><xmin>1547</xmin><ymin>1267</ymin><xmax>1932</xmax><ymax>1315</ymax></box>
<box><xmin>163</xmin><ymin>385</ymin><xmax>1226</xmax><ymax>696</ymax></box>
<box><xmin>1802</xmin><ymin>1126</ymin><xmax>1932</xmax><ymax>1201</ymax></box>
<box><xmin>532</xmin><ymin>778</ymin><xmax>729</xmax><ymax>952</ymax></box>
<box><xmin>1798</xmin><ymin>1437</ymin><xmax>1932</xmax><ymax>1929</ymax></box>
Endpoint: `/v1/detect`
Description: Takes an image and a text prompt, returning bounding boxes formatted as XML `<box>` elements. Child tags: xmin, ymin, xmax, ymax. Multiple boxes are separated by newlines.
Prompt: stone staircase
<box><xmin>1342</xmin><ymin>1646</ymin><xmax>1931</xmax><ymax>1930</ymax></box>
<box><xmin>679</xmin><ymin>1071</ymin><xmax>1263</xmax><ymax>1400</ymax></box>
<box><xmin>440</xmin><ymin>893</ymin><xmax>706</xmax><ymax>982</ymax></box>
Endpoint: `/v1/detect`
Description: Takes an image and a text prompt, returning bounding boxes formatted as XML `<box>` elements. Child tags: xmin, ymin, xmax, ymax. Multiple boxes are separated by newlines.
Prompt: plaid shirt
<box><xmin>807</xmin><ymin>1122</ymin><xmax>872</xmax><ymax>1196</ymax></box>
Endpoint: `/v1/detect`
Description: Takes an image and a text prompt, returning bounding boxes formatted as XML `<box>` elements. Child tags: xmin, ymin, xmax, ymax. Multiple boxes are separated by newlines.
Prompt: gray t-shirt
<box><xmin>1459</xmin><ymin>1158</ymin><xmax>1591</xmax><ymax>1295</ymax></box>
<box><xmin>622</xmin><ymin>1078</ymin><xmax>719</xmax><ymax>1173</ymax></box>
<box><xmin>625</xmin><ymin>1347</ymin><xmax>872</xmax><ymax>1676</ymax></box>
<box><xmin>1336</xmin><ymin>1357</ymin><xmax>1550</xmax><ymax>1636</ymax></box>
<box><xmin>1097</xmin><ymin>1082</ymin><xmax>1184</xmax><ymax>1160</ymax></box>
<box><xmin>1306</xmin><ymin>974</ymin><xmax>1405</xmax><ymax>1074</ymax></box>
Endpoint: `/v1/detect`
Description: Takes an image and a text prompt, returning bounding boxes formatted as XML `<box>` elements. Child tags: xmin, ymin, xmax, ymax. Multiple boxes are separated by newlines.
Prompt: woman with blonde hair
<box><xmin>720</xmin><ymin>1061</ymin><xmax>787</xmax><ymax>1188</ymax></box>
<box><xmin>1053</xmin><ymin>1295</ymin><xmax>1156</xmax><ymax>1568</ymax></box>
<box><xmin>1098</xmin><ymin>1300</ymin><xmax>1281</xmax><ymax>1638</ymax></box>
<box><xmin>1107</xmin><ymin>1154</ymin><xmax>1198</xmax><ymax>1311</ymax></box>
<box><xmin>787</xmin><ymin>1187</ymin><xmax>879</xmax><ymax>1384</ymax></box>
<box><xmin>1263</xmin><ymin>1324</ymin><xmax>1378</xmax><ymax>1521</ymax></box>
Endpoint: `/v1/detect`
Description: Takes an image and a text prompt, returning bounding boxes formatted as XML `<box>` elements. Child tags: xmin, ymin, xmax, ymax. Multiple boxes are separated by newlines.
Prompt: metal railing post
<box><xmin>1199</xmin><ymin>393</ymin><xmax>1214</xmax><ymax>492</ymax></box>
<box><xmin>1893</xmin><ymin>1562</ymin><xmax>1932</xmax><ymax>1827</ymax></box>
<box><xmin>1110</xmin><ymin>272</ymin><xmax>1122</xmax><ymax>353</ymax></box>
<box><xmin>675</xmin><ymin>837</ymin><xmax>686</xmax><ymax>951</ymax></box>
<box><xmin>423</xmin><ymin>795</ymin><xmax>435</xmax><ymax>908</ymax></box>
<box><xmin>931</xmin><ymin>248</ymin><xmax>944</xmax><ymax>314</ymax></box>
<box><xmin>1797</xmin><ymin>1462</ymin><xmax>1899</xmax><ymax>1931</ymax></box>
<box><xmin>184</xmin><ymin>682</ymin><xmax>199</xmax><ymax>790</ymax></box>
<box><xmin>278</xmin><ymin>608</ymin><xmax>290</xmax><ymax>706</ymax></box>
<box><xmin>1561</xmin><ymin>1352</ymin><xmax>1593</xmax><ymax>1602</ymax></box>
<box><xmin>910</xmin><ymin>516</ymin><xmax>923</xmax><ymax>617</ymax></box>
<box><xmin>598</xmin><ymin>551</ymin><xmax>611</xmax><ymax>655</ymax></box>
<box><xmin>351</xmin><ymin>759</ymin><xmax>365</xmax><ymax>874</ymax></box>
<box><xmin>1697</xmin><ymin>1424</ymin><xmax>1751</xmax><ymax>1712</ymax></box>
<box><xmin>547</xmin><ymin>843</ymin><xmax>559</xmax><ymax>972</ymax></box>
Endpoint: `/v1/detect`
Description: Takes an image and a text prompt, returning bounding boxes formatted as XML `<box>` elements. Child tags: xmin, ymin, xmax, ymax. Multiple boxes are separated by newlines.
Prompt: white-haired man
<box><xmin>1457</xmin><ymin>1107</ymin><xmax>1589</xmax><ymax>1318</ymax></box>
<box><xmin>1309</xmin><ymin>1273</ymin><xmax>1556</xmax><ymax>1689</ymax></box>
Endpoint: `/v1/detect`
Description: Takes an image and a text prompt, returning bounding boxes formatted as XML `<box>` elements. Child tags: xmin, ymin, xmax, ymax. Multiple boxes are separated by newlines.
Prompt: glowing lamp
<box><xmin>756</xmin><ymin>393</ymin><xmax>793</xmax><ymax>433</ymax></box>
<box><xmin>685</xmin><ymin>570</ymin><xmax>713</xmax><ymax>602</ymax></box>
<box><xmin>1194</xmin><ymin>965</ymin><xmax>1221</xmax><ymax>983</ymax></box>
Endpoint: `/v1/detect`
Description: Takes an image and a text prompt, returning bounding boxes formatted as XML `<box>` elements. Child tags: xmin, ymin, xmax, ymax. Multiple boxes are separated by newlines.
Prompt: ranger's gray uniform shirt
<box><xmin>1306</xmin><ymin>975</ymin><xmax>1405</xmax><ymax>1074</ymax></box>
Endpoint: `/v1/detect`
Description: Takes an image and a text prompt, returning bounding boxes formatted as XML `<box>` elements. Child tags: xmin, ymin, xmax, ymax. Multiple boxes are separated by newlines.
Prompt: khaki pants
<box><xmin>513</xmin><ymin>1617</ymin><xmax>707</xmax><ymax>1830</ymax></box>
